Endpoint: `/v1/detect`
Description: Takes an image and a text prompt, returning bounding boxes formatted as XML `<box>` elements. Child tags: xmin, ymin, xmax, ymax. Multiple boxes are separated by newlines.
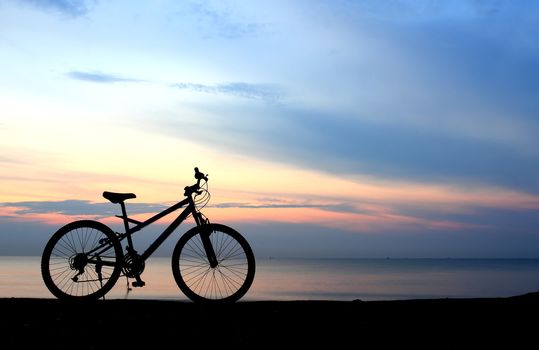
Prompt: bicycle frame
<box><xmin>118</xmin><ymin>196</ymin><xmax>198</xmax><ymax>262</ymax></box>
<box><xmin>88</xmin><ymin>193</ymin><xmax>216</xmax><ymax>268</ymax></box>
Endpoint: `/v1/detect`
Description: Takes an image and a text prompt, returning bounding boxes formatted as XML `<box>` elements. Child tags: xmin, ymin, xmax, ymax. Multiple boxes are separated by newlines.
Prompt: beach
<box><xmin>2</xmin><ymin>293</ymin><xmax>538</xmax><ymax>349</ymax></box>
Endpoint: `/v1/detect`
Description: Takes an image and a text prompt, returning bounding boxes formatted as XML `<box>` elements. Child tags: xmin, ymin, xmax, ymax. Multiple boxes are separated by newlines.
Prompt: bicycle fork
<box><xmin>200</xmin><ymin>228</ymin><xmax>218</xmax><ymax>268</ymax></box>
<box><xmin>192</xmin><ymin>207</ymin><xmax>218</xmax><ymax>268</ymax></box>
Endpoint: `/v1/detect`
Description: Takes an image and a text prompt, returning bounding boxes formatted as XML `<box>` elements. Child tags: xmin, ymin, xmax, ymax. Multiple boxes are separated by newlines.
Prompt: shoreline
<box><xmin>2</xmin><ymin>292</ymin><xmax>538</xmax><ymax>349</ymax></box>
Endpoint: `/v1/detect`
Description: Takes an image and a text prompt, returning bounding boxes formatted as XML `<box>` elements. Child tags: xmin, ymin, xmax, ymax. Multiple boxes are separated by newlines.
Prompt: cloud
<box><xmin>18</xmin><ymin>0</ymin><xmax>95</xmax><ymax>17</ymax></box>
<box><xmin>1</xmin><ymin>200</ymin><xmax>167</xmax><ymax>218</ymax></box>
<box><xmin>179</xmin><ymin>1</ymin><xmax>265</xmax><ymax>39</ymax></box>
<box><xmin>211</xmin><ymin>202</ymin><xmax>360</xmax><ymax>214</ymax></box>
<box><xmin>66</xmin><ymin>71</ymin><xmax>143</xmax><ymax>84</ymax></box>
<box><xmin>66</xmin><ymin>72</ymin><xmax>281</xmax><ymax>104</ymax></box>
<box><xmin>0</xmin><ymin>156</ymin><xmax>26</xmax><ymax>165</ymax></box>
<box><xmin>139</xmin><ymin>2</ymin><xmax>538</xmax><ymax>196</ymax></box>
<box><xmin>340</xmin><ymin>0</ymin><xmax>504</xmax><ymax>21</ymax></box>
<box><xmin>173</xmin><ymin>82</ymin><xmax>282</xmax><ymax>103</ymax></box>
<box><xmin>212</xmin><ymin>202</ymin><xmax>319</xmax><ymax>209</ymax></box>
<box><xmin>151</xmin><ymin>103</ymin><xmax>539</xmax><ymax>194</ymax></box>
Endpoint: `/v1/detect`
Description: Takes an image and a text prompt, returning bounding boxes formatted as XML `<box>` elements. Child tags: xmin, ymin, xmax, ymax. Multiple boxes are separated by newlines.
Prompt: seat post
<box><xmin>120</xmin><ymin>202</ymin><xmax>135</xmax><ymax>249</ymax></box>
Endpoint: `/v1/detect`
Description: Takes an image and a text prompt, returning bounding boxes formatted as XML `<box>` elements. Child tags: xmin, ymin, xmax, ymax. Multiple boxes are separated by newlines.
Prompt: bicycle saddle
<box><xmin>103</xmin><ymin>191</ymin><xmax>136</xmax><ymax>204</ymax></box>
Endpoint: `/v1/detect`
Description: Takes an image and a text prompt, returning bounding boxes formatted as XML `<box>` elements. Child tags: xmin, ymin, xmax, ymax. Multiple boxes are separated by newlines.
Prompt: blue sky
<box><xmin>1</xmin><ymin>0</ymin><xmax>539</xmax><ymax>257</ymax></box>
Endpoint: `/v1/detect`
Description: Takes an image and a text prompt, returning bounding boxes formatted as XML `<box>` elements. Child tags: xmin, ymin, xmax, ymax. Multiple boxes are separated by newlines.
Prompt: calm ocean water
<box><xmin>1</xmin><ymin>256</ymin><xmax>539</xmax><ymax>301</ymax></box>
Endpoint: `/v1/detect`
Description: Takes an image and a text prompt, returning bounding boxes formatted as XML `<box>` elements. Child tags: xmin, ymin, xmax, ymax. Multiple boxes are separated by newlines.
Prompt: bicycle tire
<box><xmin>41</xmin><ymin>220</ymin><xmax>122</xmax><ymax>300</ymax></box>
<box><xmin>171</xmin><ymin>223</ymin><xmax>255</xmax><ymax>303</ymax></box>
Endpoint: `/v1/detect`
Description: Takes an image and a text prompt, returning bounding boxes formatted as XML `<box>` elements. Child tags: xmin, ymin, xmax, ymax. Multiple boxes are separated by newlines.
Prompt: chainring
<box><xmin>122</xmin><ymin>252</ymin><xmax>145</xmax><ymax>278</ymax></box>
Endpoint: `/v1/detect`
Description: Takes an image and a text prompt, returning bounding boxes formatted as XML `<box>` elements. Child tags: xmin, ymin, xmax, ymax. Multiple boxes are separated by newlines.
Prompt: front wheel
<box><xmin>172</xmin><ymin>223</ymin><xmax>256</xmax><ymax>303</ymax></box>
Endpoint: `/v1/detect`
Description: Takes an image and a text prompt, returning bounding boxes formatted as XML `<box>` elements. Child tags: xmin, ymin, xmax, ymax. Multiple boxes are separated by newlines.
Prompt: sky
<box><xmin>1</xmin><ymin>0</ymin><xmax>539</xmax><ymax>258</ymax></box>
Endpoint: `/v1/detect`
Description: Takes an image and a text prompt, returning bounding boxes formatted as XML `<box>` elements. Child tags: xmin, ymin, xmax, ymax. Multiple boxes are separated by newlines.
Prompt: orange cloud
<box><xmin>0</xmin><ymin>205</ymin><xmax>98</xmax><ymax>226</ymax></box>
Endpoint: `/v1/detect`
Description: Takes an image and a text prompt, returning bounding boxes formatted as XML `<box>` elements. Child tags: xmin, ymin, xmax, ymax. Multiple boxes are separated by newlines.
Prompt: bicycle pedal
<box><xmin>132</xmin><ymin>280</ymin><xmax>146</xmax><ymax>288</ymax></box>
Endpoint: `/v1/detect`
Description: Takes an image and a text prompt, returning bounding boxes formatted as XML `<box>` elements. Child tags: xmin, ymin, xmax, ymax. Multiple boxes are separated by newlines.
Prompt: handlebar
<box><xmin>184</xmin><ymin>167</ymin><xmax>209</xmax><ymax>197</ymax></box>
<box><xmin>194</xmin><ymin>167</ymin><xmax>208</xmax><ymax>182</ymax></box>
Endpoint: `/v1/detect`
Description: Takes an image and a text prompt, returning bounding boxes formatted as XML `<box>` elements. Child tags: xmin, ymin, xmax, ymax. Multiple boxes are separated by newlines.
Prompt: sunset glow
<box><xmin>1</xmin><ymin>0</ymin><xmax>539</xmax><ymax>258</ymax></box>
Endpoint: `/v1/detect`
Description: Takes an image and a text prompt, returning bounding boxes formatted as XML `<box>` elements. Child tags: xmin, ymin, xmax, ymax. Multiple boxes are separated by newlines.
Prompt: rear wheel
<box><xmin>41</xmin><ymin>220</ymin><xmax>122</xmax><ymax>300</ymax></box>
<box><xmin>172</xmin><ymin>223</ymin><xmax>255</xmax><ymax>303</ymax></box>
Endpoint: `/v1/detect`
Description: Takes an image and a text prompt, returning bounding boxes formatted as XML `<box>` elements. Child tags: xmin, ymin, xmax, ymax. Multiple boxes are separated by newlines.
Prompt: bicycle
<box><xmin>41</xmin><ymin>167</ymin><xmax>256</xmax><ymax>303</ymax></box>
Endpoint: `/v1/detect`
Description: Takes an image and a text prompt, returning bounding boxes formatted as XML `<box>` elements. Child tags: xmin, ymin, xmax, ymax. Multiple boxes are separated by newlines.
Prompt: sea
<box><xmin>1</xmin><ymin>256</ymin><xmax>539</xmax><ymax>301</ymax></box>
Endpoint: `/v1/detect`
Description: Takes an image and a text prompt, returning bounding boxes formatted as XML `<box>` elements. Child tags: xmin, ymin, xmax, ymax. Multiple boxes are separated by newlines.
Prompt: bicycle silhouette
<box><xmin>41</xmin><ymin>168</ymin><xmax>256</xmax><ymax>303</ymax></box>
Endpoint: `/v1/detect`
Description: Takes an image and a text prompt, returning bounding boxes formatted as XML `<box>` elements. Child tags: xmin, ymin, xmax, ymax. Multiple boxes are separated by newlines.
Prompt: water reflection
<box><xmin>2</xmin><ymin>256</ymin><xmax>539</xmax><ymax>300</ymax></box>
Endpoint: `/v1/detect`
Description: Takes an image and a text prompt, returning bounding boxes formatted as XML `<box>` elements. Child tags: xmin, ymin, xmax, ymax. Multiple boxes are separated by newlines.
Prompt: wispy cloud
<box><xmin>0</xmin><ymin>156</ymin><xmax>26</xmax><ymax>165</ymax></box>
<box><xmin>66</xmin><ymin>72</ymin><xmax>280</xmax><ymax>104</ymax></box>
<box><xmin>173</xmin><ymin>82</ymin><xmax>282</xmax><ymax>103</ymax></box>
<box><xmin>211</xmin><ymin>201</ymin><xmax>363</xmax><ymax>214</ymax></box>
<box><xmin>66</xmin><ymin>70</ymin><xmax>143</xmax><ymax>84</ymax></box>
<box><xmin>180</xmin><ymin>1</ymin><xmax>265</xmax><ymax>39</ymax></box>
<box><xmin>18</xmin><ymin>0</ymin><xmax>96</xmax><ymax>17</ymax></box>
<box><xmin>318</xmin><ymin>0</ymin><xmax>505</xmax><ymax>24</ymax></box>
<box><xmin>1</xmin><ymin>200</ymin><xmax>167</xmax><ymax>217</ymax></box>
<box><xmin>151</xmin><ymin>101</ymin><xmax>539</xmax><ymax>194</ymax></box>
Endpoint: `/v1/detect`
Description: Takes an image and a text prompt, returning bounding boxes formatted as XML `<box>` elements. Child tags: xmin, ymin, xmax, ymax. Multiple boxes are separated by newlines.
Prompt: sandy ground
<box><xmin>2</xmin><ymin>293</ymin><xmax>538</xmax><ymax>349</ymax></box>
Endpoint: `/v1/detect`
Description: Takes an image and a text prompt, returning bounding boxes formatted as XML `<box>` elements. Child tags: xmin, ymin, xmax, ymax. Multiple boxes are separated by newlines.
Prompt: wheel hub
<box><xmin>70</xmin><ymin>253</ymin><xmax>88</xmax><ymax>271</ymax></box>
